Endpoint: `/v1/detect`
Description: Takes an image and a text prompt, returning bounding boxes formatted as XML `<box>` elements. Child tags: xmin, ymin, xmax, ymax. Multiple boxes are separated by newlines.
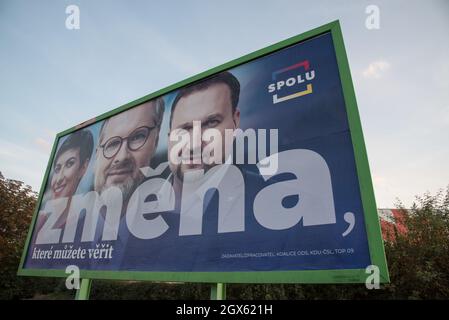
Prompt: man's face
<box><xmin>94</xmin><ymin>103</ymin><xmax>159</xmax><ymax>199</ymax></box>
<box><xmin>168</xmin><ymin>83</ymin><xmax>240</xmax><ymax>181</ymax></box>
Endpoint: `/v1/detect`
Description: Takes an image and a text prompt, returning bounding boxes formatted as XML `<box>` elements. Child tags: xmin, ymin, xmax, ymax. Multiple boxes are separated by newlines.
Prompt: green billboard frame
<box><xmin>17</xmin><ymin>20</ymin><xmax>389</xmax><ymax>284</ymax></box>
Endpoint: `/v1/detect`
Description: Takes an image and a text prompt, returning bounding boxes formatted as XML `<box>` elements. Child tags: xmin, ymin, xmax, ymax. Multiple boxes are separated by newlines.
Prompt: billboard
<box><xmin>18</xmin><ymin>21</ymin><xmax>389</xmax><ymax>283</ymax></box>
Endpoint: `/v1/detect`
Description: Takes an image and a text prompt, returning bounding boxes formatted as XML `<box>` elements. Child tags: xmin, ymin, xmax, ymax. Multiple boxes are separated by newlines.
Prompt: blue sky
<box><xmin>1</xmin><ymin>0</ymin><xmax>448</xmax><ymax>208</ymax></box>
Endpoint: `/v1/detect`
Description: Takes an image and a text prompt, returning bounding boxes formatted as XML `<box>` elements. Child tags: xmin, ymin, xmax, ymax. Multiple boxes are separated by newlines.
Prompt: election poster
<box><xmin>18</xmin><ymin>21</ymin><xmax>389</xmax><ymax>283</ymax></box>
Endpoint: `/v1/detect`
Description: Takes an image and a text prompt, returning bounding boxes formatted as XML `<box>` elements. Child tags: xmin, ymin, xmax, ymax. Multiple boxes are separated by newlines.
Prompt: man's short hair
<box><xmin>98</xmin><ymin>97</ymin><xmax>165</xmax><ymax>144</ymax></box>
<box><xmin>169</xmin><ymin>71</ymin><xmax>240</xmax><ymax>128</ymax></box>
<box><xmin>54</xmin><ymin>129</ymin><xmax>94</xmax><ymax>167</ymax></box>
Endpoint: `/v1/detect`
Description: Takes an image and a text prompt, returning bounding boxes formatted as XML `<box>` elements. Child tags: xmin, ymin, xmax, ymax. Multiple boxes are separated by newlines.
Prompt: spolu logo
<box><xmin>267</xmin><ymin>60</ymin><xmax>315</xmax><ymax>104</ymax></box>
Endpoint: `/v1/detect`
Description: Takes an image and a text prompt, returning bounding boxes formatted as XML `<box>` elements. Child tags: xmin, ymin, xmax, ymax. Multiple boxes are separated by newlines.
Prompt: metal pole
<box><xmin>210</xmin><ymin>282</ymin><xmax>226</xmax><ymax>300</ymax></box>
<box><xmin>75</xmin><ymin>278</ymin><xmax>92</xmax><ymax>300</ymax></box>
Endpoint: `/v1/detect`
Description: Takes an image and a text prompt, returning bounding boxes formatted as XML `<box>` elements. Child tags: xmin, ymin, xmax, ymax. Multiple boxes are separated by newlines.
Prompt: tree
<box><xmin>0</xmin><ymin>172</ymin><xmax>57</xmax><ymax>299</ymax></box>
<box><xmin>383</xmin><ymin>187</ymin><xmax>449</xmax><ymax>299</ymax></box>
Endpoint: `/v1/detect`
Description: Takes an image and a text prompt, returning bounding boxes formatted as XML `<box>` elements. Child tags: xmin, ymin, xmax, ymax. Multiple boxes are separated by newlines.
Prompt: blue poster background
<box><xmin>24</xmin><ymin>32</ymin><xmax>372</xmax><ymax>272</ymax></box>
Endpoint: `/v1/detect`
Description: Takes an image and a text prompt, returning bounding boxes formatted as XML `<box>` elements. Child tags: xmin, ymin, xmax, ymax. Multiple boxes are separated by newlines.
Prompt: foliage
<box><xmin>380</xmin><ymin>188</ymin><xmax>449</xmax><ymax>299</ymax></box>
<box><xmin>0</xmin><ymin>172</ymin><xmax>58</xmax><ymax>299</ymax></box>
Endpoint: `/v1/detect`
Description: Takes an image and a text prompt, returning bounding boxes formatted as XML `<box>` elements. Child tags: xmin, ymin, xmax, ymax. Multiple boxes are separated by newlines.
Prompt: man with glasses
<box><xmin>90</xmin><ymin>99</ymin><xmax>164</xmax><ymax>269</ymax></box>
<box><xmin>94</xmin><ymin>99</ymin><xmax>164</xmax><ymax>205</ymax></box>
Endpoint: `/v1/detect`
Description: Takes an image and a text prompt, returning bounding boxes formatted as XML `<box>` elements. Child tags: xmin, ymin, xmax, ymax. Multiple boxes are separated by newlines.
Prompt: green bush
<box><xmin>0</xmin><ymin>173</ymin><xmax>59</xmax><ymax>299</ymax></box>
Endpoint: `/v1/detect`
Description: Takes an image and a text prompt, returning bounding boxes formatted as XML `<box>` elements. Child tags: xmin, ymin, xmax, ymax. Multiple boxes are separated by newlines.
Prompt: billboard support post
<box><xmin>75</xmin><ymin>279</ymin><xmax>92</xmax><ymax>300</ymax></box>
<box><xmin>210</xmin><ymin>283</ymin><xmax>226</xmax><ymax>300</ymax></box>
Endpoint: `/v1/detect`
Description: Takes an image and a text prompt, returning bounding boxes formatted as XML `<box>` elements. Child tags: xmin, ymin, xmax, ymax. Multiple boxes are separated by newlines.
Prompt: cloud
<box><xmin>0</xmin><ymin>140</ymin><xmax>30</xmax><ymax>159</ymax></box>
<box><xmin>372</xmin><ymin>174</ymin><xmax>388</xmax><ymax>187</ymax></box>
<box><xmin>440</xmin><ymin>105</ymin><xmax>449</xmax><ymax>126</ymax></box>
<box><xmin>362</xmin><ymin>60</ymin><xmax>390</xmax><ymax>79</ymax></box>
<box><xmin>34</xmin><ymin>137</ymin><xmax>52</xmax><ymax>153</ymax></box>
<box><xmin>0</xmin><ymin>139</ymin><xmax>48</xmax><ymax>191</ymax></box>
<box><xmin>33</xmin><ymin>128</ymin><xmax>55</xmax><ymax>154</ymax></box>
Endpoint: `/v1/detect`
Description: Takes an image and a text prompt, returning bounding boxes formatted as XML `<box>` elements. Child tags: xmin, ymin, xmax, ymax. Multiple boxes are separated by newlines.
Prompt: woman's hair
<box><xmin>53</xmin><ymin>129</ymin><xmax>94</xmax><ymax>167</ymax></box>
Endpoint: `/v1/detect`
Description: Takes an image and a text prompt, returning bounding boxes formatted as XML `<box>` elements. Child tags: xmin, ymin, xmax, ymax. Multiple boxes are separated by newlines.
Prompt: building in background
<box><xmin>378</xmin><ymin>209</ymin><xmax>408</xmax><ymax>241</ymax></box>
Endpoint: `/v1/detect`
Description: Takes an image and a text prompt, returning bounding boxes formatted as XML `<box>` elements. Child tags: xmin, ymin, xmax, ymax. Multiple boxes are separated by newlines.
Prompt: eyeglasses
<box><xmin>100</xmin><ymin>126</ymin><xmax>156</xmax><ymax>159</ymax></box>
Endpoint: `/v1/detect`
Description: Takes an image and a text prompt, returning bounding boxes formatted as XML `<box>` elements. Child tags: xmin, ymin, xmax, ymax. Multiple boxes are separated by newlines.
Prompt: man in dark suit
<box><xmin>156</xmin><ymin>71</ymin><xmax>270</xmax><ymax>272</ymax></box>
